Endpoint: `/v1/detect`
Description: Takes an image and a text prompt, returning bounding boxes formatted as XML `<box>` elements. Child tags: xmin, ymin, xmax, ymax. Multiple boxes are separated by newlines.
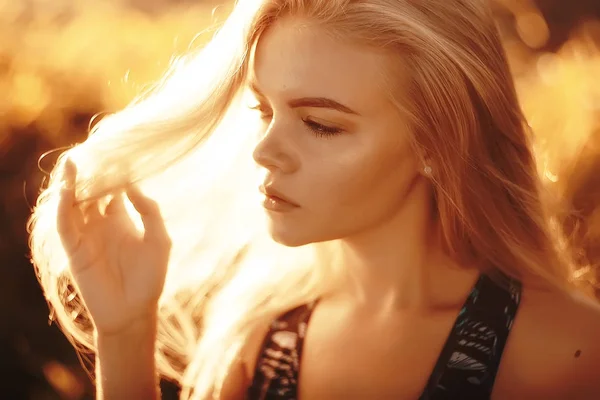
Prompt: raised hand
<box><xmin>56</xmin><ymin>159</ymin><xmax>172</xmax><ymax>336</ymax></box>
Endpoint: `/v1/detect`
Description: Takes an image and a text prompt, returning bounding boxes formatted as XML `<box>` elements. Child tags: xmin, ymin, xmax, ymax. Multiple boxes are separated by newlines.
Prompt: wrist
<box><xmin>95</xmin><ymin>313</ymin><xmax>158</xmax><ymax>343</ymax></box>
<box><xmin>94</xmin><ymin>314</ymin><xmax>160</xmax><ymax>400</ymax></box>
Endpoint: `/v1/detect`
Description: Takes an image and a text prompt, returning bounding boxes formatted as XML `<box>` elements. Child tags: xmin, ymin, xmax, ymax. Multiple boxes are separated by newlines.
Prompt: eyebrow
<box><xmin>248</xmin><ymin>81</ymin><xmax>361</xmax><ymax>116</ymax></box>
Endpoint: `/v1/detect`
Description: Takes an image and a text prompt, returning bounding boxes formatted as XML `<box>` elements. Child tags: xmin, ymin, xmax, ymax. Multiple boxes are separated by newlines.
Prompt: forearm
<box><xmin>95</xmin><ymin>316</ymin><xmax>160</xmax><ymax>400</ymax></box>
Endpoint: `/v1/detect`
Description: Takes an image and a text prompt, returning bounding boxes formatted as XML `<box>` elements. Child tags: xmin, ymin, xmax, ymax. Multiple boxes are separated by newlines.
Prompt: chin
<box><xmin>267</xmin><ymin>222</ymin><xmax>339</xmax><ymax>248</ymax></box>
<box><xmin>265</xmin><ymin>219</ymin><xmax>315</xmax><ymax>247</ymax></box>
<box><xmin>268</xmin><ymin>230</ymin><xmax>310</xmax><ymax>247</ymax></box>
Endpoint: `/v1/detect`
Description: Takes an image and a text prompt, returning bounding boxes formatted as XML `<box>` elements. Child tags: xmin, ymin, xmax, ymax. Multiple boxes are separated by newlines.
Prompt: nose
<box><xmin>252</xmin><ymin>125</ymin><xmax>298</xmax><ymax>174</ymax></box>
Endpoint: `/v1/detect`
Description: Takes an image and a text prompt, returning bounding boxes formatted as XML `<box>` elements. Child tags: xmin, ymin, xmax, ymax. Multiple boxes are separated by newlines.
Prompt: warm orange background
<box><xmin>1</xmin><ymin>1</ymin><xmax>599</xmax><ymax>399</ymax></box>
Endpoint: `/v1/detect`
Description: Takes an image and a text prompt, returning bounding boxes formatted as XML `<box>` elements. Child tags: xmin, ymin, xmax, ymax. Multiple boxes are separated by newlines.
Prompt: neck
<box><xmin>329</xmin><ymin>178</ymin><xmax>479</xmax><ymax>313</ymax></box>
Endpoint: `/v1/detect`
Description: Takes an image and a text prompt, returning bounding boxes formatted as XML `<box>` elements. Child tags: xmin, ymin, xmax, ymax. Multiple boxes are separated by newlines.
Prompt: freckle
<box><xmin>574</xmin><ymin>350</ymin><xmax>581</xmax><ymax>358</ymax></box>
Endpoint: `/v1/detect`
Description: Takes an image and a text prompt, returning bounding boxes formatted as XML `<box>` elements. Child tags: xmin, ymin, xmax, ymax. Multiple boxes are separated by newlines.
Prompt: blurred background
<box><xmin>1</xmin><ymin>0</ymin><xmax>600</xmax><ymax>398</ymax></box>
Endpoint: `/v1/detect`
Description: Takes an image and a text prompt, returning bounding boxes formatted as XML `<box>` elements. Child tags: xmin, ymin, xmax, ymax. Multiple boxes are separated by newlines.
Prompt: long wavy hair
<box><xmin>28</xmin><ymin>0</ymin><xmax>586</xmax><ymax>398</ymax></box>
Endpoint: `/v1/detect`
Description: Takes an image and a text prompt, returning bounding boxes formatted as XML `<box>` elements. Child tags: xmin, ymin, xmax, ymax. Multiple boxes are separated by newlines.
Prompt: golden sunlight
<box><xmin>2</xmin><ymin>1</ymin><xmax>599</xmax><ymax>398</ymax></box>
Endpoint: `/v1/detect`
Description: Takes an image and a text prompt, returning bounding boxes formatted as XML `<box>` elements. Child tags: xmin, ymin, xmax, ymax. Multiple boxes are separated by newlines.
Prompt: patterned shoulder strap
<box><xmin>420</xmin><ymin>274</ymin><xmax>522</xmax><ymax>400</ymax></box>
<box><xmin>246</xmin><ymin>302</ymin><xmax>317</xmax><ymax>400</ymax></box>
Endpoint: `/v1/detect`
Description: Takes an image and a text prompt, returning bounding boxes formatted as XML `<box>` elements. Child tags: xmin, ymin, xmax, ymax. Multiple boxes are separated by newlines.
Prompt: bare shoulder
<box><xmin>493</xmin><ymin>285</ymin><xmax>600</xmax><ymax>399</ymax></box>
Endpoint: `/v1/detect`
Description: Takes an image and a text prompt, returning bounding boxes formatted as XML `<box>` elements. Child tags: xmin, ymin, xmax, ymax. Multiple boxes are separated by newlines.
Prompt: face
<box><xmin>249</xmin><ymin>17</ymin><xmax>422</xmax><ymax>247</ymax></box>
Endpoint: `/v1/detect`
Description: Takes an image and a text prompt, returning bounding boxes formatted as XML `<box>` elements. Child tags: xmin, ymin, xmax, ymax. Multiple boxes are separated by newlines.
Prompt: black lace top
<box><xmin>247</xmin><ymin>273</ymin><xmax>521</xmax><ymax>400</ymax></box>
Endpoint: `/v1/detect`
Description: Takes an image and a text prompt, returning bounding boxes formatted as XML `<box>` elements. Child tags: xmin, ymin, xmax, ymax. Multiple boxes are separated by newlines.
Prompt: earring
<box><xmin>423</xmin><ymin>165</ymin><xmax>433</xmax><ymax>175</ymax></box>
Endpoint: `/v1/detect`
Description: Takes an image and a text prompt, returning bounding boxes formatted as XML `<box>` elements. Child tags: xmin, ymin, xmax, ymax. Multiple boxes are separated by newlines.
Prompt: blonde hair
<box><xmin>28</xmin><ymin>0</ymin><xmax>584</xmax><ymax>398</ymax></box>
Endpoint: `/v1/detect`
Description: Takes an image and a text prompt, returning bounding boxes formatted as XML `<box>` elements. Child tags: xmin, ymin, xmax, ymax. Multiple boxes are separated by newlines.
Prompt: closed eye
<box><xmin>303</xmin><ymin>119</ymin><xmax>343</xmax><ymax>137</ymax></box>
<box><xmin>247</xmin><ymin>103</ymin><xmax>343</xmax><ymax>138</ymax></box>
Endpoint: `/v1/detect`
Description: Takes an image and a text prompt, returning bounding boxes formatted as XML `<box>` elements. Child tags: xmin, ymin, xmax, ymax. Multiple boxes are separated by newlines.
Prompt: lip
<box><xmin>259</xmin><ymin>185</ymin><xmax>300</xmax><ymax>209</ymax></box>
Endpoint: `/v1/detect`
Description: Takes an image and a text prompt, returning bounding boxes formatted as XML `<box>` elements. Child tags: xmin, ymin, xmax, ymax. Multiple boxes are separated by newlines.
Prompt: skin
<box><xmin>220</xmin><ymin>17</ymin><xmax>600</xmax><ymax>400</ymax></box>
<box><xmin>248</xmin><ymin>17</ymin><xmax>472</xmax><ymax>311</ymax></box>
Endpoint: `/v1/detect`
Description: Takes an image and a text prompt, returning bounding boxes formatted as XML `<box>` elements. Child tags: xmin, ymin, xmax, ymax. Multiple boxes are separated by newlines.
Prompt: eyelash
<box><xmin>247</xmin><ymin>104</ymin><xmax>343</xmax><ymax>138</ymax></box>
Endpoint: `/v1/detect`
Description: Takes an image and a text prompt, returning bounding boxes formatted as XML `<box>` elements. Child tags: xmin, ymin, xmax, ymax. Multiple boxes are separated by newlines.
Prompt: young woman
<box><xmin>29</xmin><ymin>0</ymin><xmax>600</xmax><ymax>399</ymax></box>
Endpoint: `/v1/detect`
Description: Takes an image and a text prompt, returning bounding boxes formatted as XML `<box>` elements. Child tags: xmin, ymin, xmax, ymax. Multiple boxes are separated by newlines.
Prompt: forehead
<box><xmin>249</xmin><ymin>17</ymin><xmax>394</xmax><ymax>113</ymax></box>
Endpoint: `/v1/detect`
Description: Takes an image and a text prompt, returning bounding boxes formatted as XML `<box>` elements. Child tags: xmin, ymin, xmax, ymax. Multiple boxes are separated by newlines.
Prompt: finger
<box><xmin>82</xmin><ymin>201</ymin><xmax>102</xmax><ymax>224</ymax></box>
<box><xmin>105</xmin><ymin>192</ymin><xmax>127</xmax><ymax>216</ymax></box>
<box><xmin>125</xmin><ymin>184</ymin><xmax>170</xmax><ymax>245</ymax></box>
<box><xmin>62</xmin><ymin>158</ymin><xmax>77</xmax><ymax>189</ymax></box>
<box><xmin>56</xmin><ymin>159</ymin><xmax>84</xmax><ymax>253</ymax></box>
<box><xmin>104</xmin><ymin>192</ymin><xmax>137</xmax><ymax>233</ymax></box>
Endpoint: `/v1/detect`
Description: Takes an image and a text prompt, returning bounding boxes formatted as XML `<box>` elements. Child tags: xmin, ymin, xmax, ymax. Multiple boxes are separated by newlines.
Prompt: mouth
<box><xmin>259</xmin><ymin>185</ymin><xmax>300</xmax><ymax>212</ymax></box>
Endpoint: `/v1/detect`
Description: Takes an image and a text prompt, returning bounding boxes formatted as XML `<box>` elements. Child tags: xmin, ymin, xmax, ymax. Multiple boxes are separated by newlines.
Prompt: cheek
<box><xmin>310</xmin><ymin>141</ymin><xmax>419</xmax><ymax>222</ymax></box>
<box><xmin>263</xmin><ymin>143</ymin><xmax>418</xmax><ymax>247</ymax></box>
